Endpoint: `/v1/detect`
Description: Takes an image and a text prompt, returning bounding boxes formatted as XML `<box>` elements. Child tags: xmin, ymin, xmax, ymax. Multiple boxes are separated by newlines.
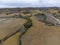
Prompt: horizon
<box><xmin>0</xmin><ymin>6</ymin><xmax>60</xmax><ymax>8</ymax></box>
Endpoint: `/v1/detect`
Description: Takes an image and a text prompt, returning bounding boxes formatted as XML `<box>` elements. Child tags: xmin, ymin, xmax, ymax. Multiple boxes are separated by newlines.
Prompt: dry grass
<box><xmin>48</xmin><ymin>9</ymin><xmax>59</xmax><ymax>14</ymax></box>
<box><xmin>21</xmin><ymin>16</ymin><xmax>60</xmax><ymax>45</ymax></box>
<box><xmin>0</xmin><ymin>18</ymin><xmax>26</xmax><ymax>45</ymax></box>
<box><xmin>0</xmin><ymin>9</ymin><xmax>60</xmax><ymax>45</ymax></box>
<box><xmin>0</xmin><ymin>18</ymin><xmax>26</xmax><ymax>40</ymax></box>
<box><xmin>2</xmin><ymin>32</ymin><xmax>21</xmax><ymax>45</ymax></box>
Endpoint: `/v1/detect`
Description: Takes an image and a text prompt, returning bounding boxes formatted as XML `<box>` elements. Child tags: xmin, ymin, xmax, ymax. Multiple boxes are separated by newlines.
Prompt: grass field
<box><xmin>2</xmin><ymin>32</ymin><xmax>21</xmax><ymax>45</ymax></box>
<box><xmin>0</xmin><ymin>8</ymin><xmax>60</xmax><ymax>45</ymax></box>
<box><xmin>21</xmin><ymin>16</ymin><xmax>60</xmax><ymax>45</ymax></box>
<box><xmin>0</xmin><ymin>18</ymin><xmax>26</xmax><ymax>45</ymax></box>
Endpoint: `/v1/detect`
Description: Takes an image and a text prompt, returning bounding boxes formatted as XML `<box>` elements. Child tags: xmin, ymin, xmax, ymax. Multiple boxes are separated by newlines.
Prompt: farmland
<box><xmin>0</xmin><ymin>7</ymin><xmax>60</xmax><ymax>45</ymax></box>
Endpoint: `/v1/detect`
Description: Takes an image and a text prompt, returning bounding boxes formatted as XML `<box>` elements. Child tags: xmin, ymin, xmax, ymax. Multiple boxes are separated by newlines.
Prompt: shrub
<box><xmin>6</xmin><ymin>13</ymin><xmax>11</xmax><ymax>15</ymax></box>
<box><xmin>45</xmin><ymin>21</ymin><xmax>55</xmax><ymax>26</ymax></box>
<box><xmin>24</xmin><ymin>19</ymin><xmax>32</xmax><ymax>30</ymax></box>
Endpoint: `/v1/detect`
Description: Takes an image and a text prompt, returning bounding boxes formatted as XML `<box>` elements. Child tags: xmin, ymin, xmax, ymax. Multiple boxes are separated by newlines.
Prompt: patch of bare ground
<box><xmin>21</xmin><ymin>16</ymin><xmax>60</xmax><ymax>45</ymax></box>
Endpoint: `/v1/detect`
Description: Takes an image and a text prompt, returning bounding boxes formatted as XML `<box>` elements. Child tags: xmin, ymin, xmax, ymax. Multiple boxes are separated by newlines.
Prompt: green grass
<box><xmin>54</xmin><ymin>15</ymin><xmax>60</xmax><ymax>19</ymax></box>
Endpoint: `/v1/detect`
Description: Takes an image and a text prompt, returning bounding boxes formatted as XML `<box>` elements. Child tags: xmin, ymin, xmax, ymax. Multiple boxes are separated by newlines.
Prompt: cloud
<box><xmin>0</xmin><ymin>0</ymin><xmax>60</xmax><ymax>8</ymax></box>
<box><xmin>41</xmin><ymin>0</ymin><xmax>60</xmax><ymax>7</ymax></box>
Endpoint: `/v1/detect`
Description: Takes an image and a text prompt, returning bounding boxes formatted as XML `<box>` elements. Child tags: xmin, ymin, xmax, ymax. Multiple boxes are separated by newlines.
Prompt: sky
<box><xmin>0</xmin><ymin>0</ymin><xmax>60</xmax><ymax>8</ymax></box>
